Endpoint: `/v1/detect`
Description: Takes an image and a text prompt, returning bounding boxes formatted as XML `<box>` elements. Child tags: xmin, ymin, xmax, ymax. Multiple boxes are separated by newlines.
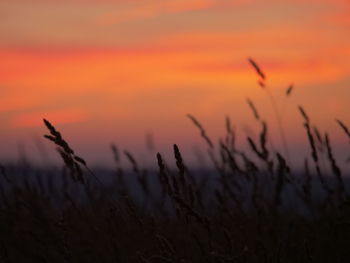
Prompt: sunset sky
<box><xmin>0</xmin><ymin>0</ymin><xmax>349</xmax><ymax>166</ymax></box>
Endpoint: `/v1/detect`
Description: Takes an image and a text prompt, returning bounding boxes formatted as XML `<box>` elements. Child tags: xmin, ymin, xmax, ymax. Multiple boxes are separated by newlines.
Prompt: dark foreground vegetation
<box><xmin>1</xmin><ymin>62</ymin><xmax>350</xmax><ymax>262</ymax></box>
<box><xmin>1</xmin><ymin>110</ymin><xmax>350</xmax><ymax>263</ymax></box>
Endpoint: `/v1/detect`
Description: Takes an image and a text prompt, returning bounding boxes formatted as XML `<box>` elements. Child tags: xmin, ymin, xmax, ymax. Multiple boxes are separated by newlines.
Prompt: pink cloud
<box><xmin>12</xmin><ymin>109</ymin><xmax>88</xmax><ymax>128</ymax></box>
<box><xmin>95</xmin><ymin>0</ymin><xmax>252</xmax><ymax>25</ymax></box>
<box><xmin>0</xmin><ymin>95</ymin><xmax>41</xmax><ymax>113</ymax></box>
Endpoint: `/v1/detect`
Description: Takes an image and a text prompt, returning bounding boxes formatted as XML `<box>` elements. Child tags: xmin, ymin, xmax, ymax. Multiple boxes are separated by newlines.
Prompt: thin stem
<box><xmin>265</xmin><ymin>87</ymin><xmax>291</xmax><ymax>163</ymax></box>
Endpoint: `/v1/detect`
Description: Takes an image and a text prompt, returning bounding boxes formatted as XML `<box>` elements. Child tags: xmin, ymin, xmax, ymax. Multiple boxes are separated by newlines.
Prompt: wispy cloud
<box><xmin>12</xmin><ymin>108</ymin><xmax>88</xmax><ymax>128</ymax></box>
<box><xmin>95</xmin><ymin>0</ymin><xmax>228</xmax><ymax>25</ymax></box>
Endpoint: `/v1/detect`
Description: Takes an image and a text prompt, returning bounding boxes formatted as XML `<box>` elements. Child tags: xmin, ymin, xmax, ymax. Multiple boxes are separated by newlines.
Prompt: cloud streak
<box><xmin>95</xmin><ymin>0</ymin><xmax>235</xmax><ymax>25</ymax></box>
<box><xmin>12</xmin><ymin>108</ymin><xmax>88</xmax><ymax>128</ymax></box>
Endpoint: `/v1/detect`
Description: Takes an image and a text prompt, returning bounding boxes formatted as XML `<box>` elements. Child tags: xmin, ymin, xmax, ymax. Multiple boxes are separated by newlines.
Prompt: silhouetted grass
<box><xmin>0</xmin><ymin>61</ymin><xmax>350</xmax><ymax>262</ymax></box>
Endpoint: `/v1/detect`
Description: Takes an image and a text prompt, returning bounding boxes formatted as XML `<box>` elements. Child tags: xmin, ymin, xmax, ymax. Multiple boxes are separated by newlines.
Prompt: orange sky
<box><xmin>0</xmin><ymin>0</ymin><xmax>349</xmax><ymax>166</ymax></box>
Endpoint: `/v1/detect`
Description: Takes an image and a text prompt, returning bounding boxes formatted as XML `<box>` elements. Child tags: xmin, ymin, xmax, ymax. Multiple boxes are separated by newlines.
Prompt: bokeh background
<box><xmin>0</xmin><ymin>0</ymin><xmax>349</xmax><ymax>166</ymax></box>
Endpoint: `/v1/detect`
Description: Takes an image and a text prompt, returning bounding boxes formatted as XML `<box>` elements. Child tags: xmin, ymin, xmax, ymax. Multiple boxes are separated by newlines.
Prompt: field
<box><xmin>1</xmin><ymin>80</ymin><xmax>350</xmax><ymax>262</ymax></box>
